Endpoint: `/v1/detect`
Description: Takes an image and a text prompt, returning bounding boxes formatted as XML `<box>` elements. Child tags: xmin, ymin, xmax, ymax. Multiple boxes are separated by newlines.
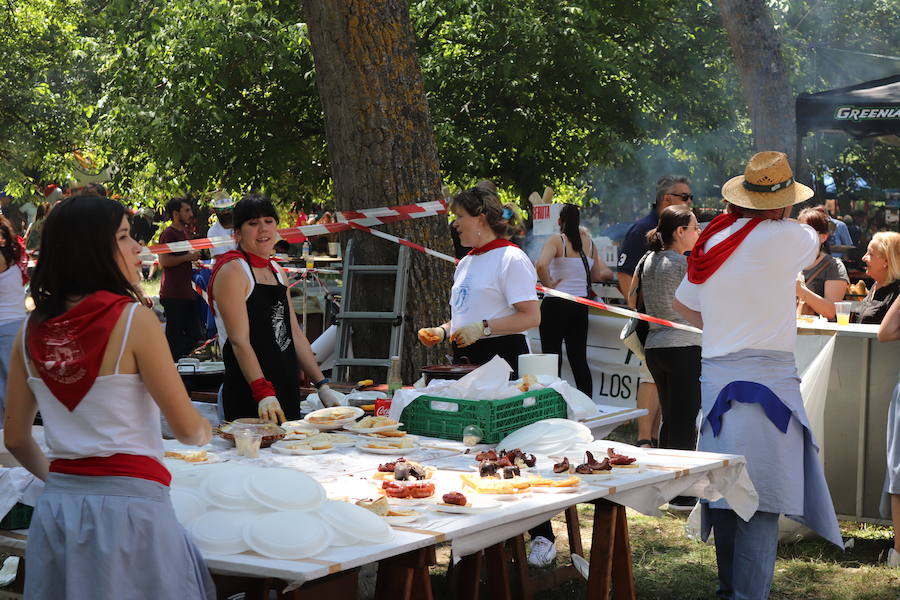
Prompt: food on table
<box><xmin>381</xmin><ymin>480</ymin><xmax>435</xmax><ymax>499</ymax></box>
<box><xmin>501</xmin><ymin>465</ymin><xmax>521</xmax><ymax>479</ymax></box>
<box><xmin>528</xmin><ymin>475</ymin><xmax>580</xmax><ymax>488</ymax></box>
<box><xmin>164</xmin><ymin>449</ymin><xmax>208</xmax><ymax>463</ymax></box>
<box><xmin>585</xmin><ymin>451</ymin><xmax>611</xmax><ymax>471</ymax></box>
<box><xmin>475</xmin><ymin>450</ymin><xmax>498</xmax><ymax>462</ymax></box>
<box><xmin>357</xmin><ymin>379</ymin><xmax>375</xmax><ymax>387</ymax></box>
<box><xmin>356</xmin><ymin>497</ymin><xmax>390</xmax><ymax>516</ymax></box>
<box><xmin>387</xmin><ymin>508</ymin><xmax>419</xmax><ymax>517</ymax></box>
<box><xmin>365</xmin><ymin>430</ymin><xmax>407</xmax><ymax>438</ymax></box>
<box><xmin>374</xmin><ymin>458</ymin><xmax>433</xmax><ymax>481</ymax></box>
<box><xmin>307</xmin><ymin>407</ymin><xmax>359</xmax><ymax>423</ymax></box>
<box><xmin>553</xmin><ymin>457</ymin><xmax>571</xmax><ymax>474</ymax></box>
<box><xmin>363</xmin><ymin>438</ymin><xmax>416</xmax><ymax>450</ymax></box>
<box><xmin>441</xmin><ymin>492</ymin><xmax>468</xmax><ymax>506</ymax></box>
<box><xmin>499</xmin><ymin>448</ymin><xmax>537</xmax><ymax>468</ymax></box>
<box><xmin>281</xmin><ymin>440</ymin><xmax>332</xmax><ymax>452</ymax></box>
<box><xmin>607</xmin><ymin>447</ymin><xmax>639</xmax><ymax>468</ymax></box>
<box><xmin>574</xmin><ymin>463</ymin><xmax>594</xmax><ymax>475</ymax></box>
<box><xmin>479</xmin><ymin>461</ymin><xmax>500</xmax><ymax>478</ymax></box>
<box><xmin>460</xmin><ymin>473</ymin><xmax>531</xmax><ymax>495</ymax></box>
<box><xmin>353</xmin><ymin>416</ymin><xmax>399</xmax><ymax>429</ymax></box>
<box><xmin>218</xmin><ymin>420</ymin><xmax>286</xmax><ymax>447</ymax></box>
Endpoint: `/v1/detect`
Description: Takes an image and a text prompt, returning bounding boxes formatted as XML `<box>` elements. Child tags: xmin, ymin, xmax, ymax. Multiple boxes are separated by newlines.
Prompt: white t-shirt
<box><xmin>450</xmin><ymin>246</ymin><xmax>538</xmax><ymax>335</ymax></box>
<box><xmin>208</xmin><ymin>220</ymin><xmax>236</xmax><ymax>257</ymax></box>
<box><xmin>674</xmin><ymin>218</ymin><xmax>818</xmax><ymax>358</ymax></box>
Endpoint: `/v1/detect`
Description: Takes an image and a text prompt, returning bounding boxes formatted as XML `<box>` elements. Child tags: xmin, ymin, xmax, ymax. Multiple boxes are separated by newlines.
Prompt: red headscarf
<box><xmin>27</xmin><ymin>291</ymin><xmax>134</xmax><ymax>411</ymax></box>
<box><xmin>686</xmin><ymin>213</ymin><xmax>764</xmax><ymax>284</ymax></box>
<box><xmin>208</xmin><ymin>249</ymin><xmax>278</xmax><ymax>315</ymax></box>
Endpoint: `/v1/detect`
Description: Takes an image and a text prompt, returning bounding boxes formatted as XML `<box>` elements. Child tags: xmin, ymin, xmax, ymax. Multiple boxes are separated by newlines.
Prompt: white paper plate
<box><xmin>203</xmin><ymin>467</ymin><xmax>263</xmax><ymax>510</ymax></box>
<box><xmin>170</xmin><ymin>489</ymin><xmax>206</xmax><ymax>525</ymax></box>
<box><xmin>280</xmin><ymin>420</ymin><xmax>319</xmax><ymax>435</ymax></box>
<box><xmin>190</xmin><ymin>510</ymin><xmax>254</xmax><ymax>555</ymax></box>
<box><xmin>383</xmin><ymin>508</ymin><xmax>427</xmax><ymax>525</ymax></box>
<box><xmin>434</xmin><ymin>498</ymin><xmax>501</xmax><ymax>514</ymax></box>
<box><xmin>531</xmin><ymin>484</ymin><xmax>581</xmax><ymax>494</ymax></box>
<box><xmin>244</xmin><ymin>469</ymin><xmax>325</xmax><ymax>512</ymax></box>
<box><xmin>328</xmin><ymin>526</ymin><xmax>360</xmax><ymax>547</ymax></box>
<box><xmin>322</xmin><ymin>434</ymin><xmax>357</xmax><ymax>447</ymax></box>
<box><xmin>488</xmin><ymin>492</ymin><xmax>531</xmax><ymax>501</ymax></box>
<box><xmin>164</xmin><ymin>449</ymin><xmax>225</xmax><ymax>465</ymax></box>
<box><xmin>270</xmin><ymin>441</ymin><xmax>334</xmax><ymax>455</ymax></box>
<box><xmin>318</xmin><ymin>500</ymin><xmax>393</xmax><ymax>544</ymax></box>
<box><xmin>355</xmin><ymin>440</ymin><xmax>418</xmax><ymax>455</ymax></box>
<box><xmin>242</xmin><ymin>511</ymin><xmax>332</xmax><ymax>559</ymax></box>
<box><xmin>304</xmin><ymin>406</ymin><xmax>364</xmax><ymax>427</ymax></box>
<box><xmin>343</xmin><ymin>422</ymin><xmax>403</xmax><ymax>434</ymax></box>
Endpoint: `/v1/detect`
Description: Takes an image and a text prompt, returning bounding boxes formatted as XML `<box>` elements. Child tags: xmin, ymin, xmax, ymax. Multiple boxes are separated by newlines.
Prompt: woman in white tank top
<box><xmin>3</xmin><ymin>195</ymin><xmax>215</xmax><ymax>599</ymax></box>
<box><xmin>534</xmin><ymin>204</ymin><xmax>613</xmax><ymax>396</ymax></box>
<box><xmin>0</xmin><ymin>214</ymin><xmax>26</xmax><ymax>422</ymax></box>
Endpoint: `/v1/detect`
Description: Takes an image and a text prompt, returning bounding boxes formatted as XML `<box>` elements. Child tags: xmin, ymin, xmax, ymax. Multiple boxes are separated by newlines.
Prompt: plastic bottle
<box><xmin>301</xmin><ymin>241</ymin><xmax>313</xmax><ymax>269</ymax></box>
<box><xmin>387</xmin><ymin>356</ymin><xmax>402</xmax><ymax>398</ymax></box>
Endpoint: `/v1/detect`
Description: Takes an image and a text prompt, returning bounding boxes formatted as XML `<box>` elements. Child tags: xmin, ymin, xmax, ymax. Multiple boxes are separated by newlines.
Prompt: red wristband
<box><xmin>250</xmin><ymin>378</ymin><xmax>277</xmax><ymax>403</ymax></box>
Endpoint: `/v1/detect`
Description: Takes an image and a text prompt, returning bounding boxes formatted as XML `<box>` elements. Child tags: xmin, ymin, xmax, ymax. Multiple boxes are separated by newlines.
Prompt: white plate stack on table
<box><xmin>166</xmin><ymin>463</ymin><xmax>395</xmax><ymax>559</ymax></box>
<box><xmin>495</xmin><ymin>418</ymin><xmax>593</xmax><ymax>456</ymax></box>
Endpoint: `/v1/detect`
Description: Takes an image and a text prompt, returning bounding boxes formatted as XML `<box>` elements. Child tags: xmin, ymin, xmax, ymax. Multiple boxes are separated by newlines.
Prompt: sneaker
<box><xmin>527</xmin><ymin>536</ymin><xmax>557</xmax><ymax>567</ymax></box>
<box><xmin>888</xmin><ymin>548</ymin><xmax>900</xmax><ymax>567</ymax></box>
<box><xmin>666</xmin><ymin>496</ymin><xmax>697</xmax><ymax>513</ymax></box>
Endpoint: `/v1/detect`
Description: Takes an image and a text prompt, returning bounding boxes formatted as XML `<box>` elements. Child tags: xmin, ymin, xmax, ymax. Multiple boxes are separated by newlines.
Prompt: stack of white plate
<box><xmin>242</xmin><ymin>511</ymin><xmax>333</xmax><ymax>559</ymax></box>
<box><xmin>170</xmin><ymin>488</ymin><xmax>206</xmax><ymax>526</ymax></box>
<box><xmin>243</xmin><ymin>469</ymin><xmax>325</xmax><ymax>511</ymax></box>
<box><xmin>496</xmin><ymin>418</ymin><xmax>594</xmax><ymax>456</ymax></box>
<box><xmin>190</xmin><ymin>510</ymin><xmax>256</xmax><ymax>555</ymax></box>
<box><xmin>203</xmin><ymin>466</ymin><xmax>265</xmax><ymax>510</ymax></box>
<box><xmin>316</xmin><ymin>500</ymin><xmax>393</xmax><ymax>546</ymax></box>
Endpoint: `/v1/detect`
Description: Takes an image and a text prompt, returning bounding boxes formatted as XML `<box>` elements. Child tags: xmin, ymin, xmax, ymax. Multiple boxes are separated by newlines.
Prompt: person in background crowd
<box><xmin>878</xmin><ymin>296</ymin><xmax>900</xmax><ymax>567</ymax></box>
<box><xmin>795</xmin><ymin>207</ymin><xmax>849</xmax><ymax>320</ymax></box>
<box><xmin>208</xmin><ymin>196</ymin><xmax>237</xmax><ymax>260</ymax></box>
<box><xmin>823</xmin><ymin>201</ymin><xmax>853</xmax><ymax>257</ymax></box>
<box><xmin>25</xmin><ymin>202</ymin><xmax>51</xmax><ymax>252</ymax></box>
<box><xmin>0</xmin><ymin>215</ymin><xmax>27</xmax><ymax>423</ymax></box>
<box><xmin>635</xmin><ymin>205</ymin><xmax>701</xmax><ymax>509</ymax></box>
<box><xmin>535</xmin><ymin>204</ymin><xmax>613</xmax><ymax>396</ymax></box>
<box><xmin>210</xmin><ymin>194</ymin><xmax>342</xmax><ymax>423</ymax></box>
<box><xmin>3</xmin><ymin>194</ymin><xmax>215</xmax><ymax>599</ymax></box>
<box><xmin>854</xmin><ymin>231</ymin><xmax>900</xmax><ymax>324</ymax></box>
<box><xmin>0</xmin><ymin>191</ymin><xmax>27</xmax><ymax>236</ymax></box>
<box><xmin>674</xmin><ymin>151</ymin><xmax>842</xmax><ymax>599</ymax></box>
<box><xmin>158</xmin><ymin>197</ymin><xmax>202</xmax><ymax>359</ymax></box>
<box><xmin>617</xmin><ymin>175</ymin><xmax>692</xmax><ymax>449</ymax></box>
<box><xmin>843</xmin><ymin>214</ymin><xmax>861</xmax><ymax>246</ymax></box>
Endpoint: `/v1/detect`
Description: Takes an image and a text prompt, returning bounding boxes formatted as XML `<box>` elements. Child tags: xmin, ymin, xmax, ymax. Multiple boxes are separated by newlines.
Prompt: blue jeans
<box><xmin>0</xmin><ymin>318</ymin><xmax>24</xmax><ymax>423</ymax></box>
<box><xmin>708</xmin><ymin>508</ymin><xmax>780</xmax><ymax>600</ymax></box>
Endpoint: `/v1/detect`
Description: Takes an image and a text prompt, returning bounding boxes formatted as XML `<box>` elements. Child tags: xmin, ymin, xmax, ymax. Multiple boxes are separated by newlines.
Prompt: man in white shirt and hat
<box><xmin>208</xmin><ymin>195</ymin><xmax>237</xmax><ymax>259</ymax></box>
<box><xmin>674</xmin><ymin>151</ymin><xmax>842</xmax><ymax>599</ymax></box>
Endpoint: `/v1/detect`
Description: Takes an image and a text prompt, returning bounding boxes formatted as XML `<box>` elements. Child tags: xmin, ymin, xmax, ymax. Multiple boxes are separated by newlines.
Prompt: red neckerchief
<box><xmin>15</xmin><ymin>236</ymin><xmax>28</xmax><ymax>285</ymax></box>
<box><xmin>27</xmin><ymin>291</ymin><xmax>134</xmax><ymax>411</ymax></box>
<box><xmin>686</xmin><ymin>213</ymin><xmax>764</xmax><ymax>284</ymax></box>
<box><xmin>467</xmin><ymin>238</ymin><xmax>518</xmax><ymax>256</ymax></box>
<box><xmin>208</xmin><ymin>249</ymin><xmax>278</xmax><ymax>315</ymax></box>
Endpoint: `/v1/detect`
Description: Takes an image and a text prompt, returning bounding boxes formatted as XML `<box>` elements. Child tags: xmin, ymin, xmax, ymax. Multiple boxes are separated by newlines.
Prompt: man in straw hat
<box><xmin>673</xmin><ymin>151</ymin><xmax>842</xmax><ymax>599</ymax></box>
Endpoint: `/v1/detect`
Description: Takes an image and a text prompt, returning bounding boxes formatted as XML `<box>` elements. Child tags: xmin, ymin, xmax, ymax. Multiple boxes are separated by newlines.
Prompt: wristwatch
<box><xmin>482</xmin><ymin>319</ymin><xmax>492</xmax><ymax>336</ymax></box>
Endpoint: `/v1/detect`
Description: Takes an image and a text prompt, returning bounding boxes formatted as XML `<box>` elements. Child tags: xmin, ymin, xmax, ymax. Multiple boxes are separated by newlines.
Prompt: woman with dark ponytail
<box><xmin>630</xmin><ymin>204</ymin><xmax>701</xmax><ymax>508</ymax></box>
<box><xmin>535</xmin><ymin>204</ymin><xmax>613</xmax><ymax>396</ymax></box>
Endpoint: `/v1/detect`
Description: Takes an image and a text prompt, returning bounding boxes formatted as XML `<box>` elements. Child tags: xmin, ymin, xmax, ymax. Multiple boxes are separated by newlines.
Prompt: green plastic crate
<box><xmin>400</xmin><ymin>388</ymin><xmax>566</xmax><ymax>444</ymax></box>
<box><xmin>0</xmin><ymin>502</ymin><xmax>33</xmax><ymax>530</ymax></box>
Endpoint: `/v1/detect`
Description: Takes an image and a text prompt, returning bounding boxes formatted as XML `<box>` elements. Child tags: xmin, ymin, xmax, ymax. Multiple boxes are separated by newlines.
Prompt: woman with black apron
<box><xmin>211</xmin><ymin>194</ymin><xmax>341</xmax><ymax>423</ymax></box>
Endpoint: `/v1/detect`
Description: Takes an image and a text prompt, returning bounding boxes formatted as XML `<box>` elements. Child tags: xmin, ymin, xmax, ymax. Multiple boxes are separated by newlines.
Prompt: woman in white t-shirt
<box><xmin>418</xmin><ymin>185</ymin><xmax>539</xmax><ymax>375</ymax></box>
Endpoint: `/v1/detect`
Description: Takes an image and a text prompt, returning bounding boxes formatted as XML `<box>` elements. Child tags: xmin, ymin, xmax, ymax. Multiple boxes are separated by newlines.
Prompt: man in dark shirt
<box><xmin>159</xmin><ymin>197</ymin><xmax>202</xmax><ymax>359</ymax></box>
<box><xmin>615</xmin><ymin>175</ymin><xmax>692</xmax><ymax>451</ymax></box>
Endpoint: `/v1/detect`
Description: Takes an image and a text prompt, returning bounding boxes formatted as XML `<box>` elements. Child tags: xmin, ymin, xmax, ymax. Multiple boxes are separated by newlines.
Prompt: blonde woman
<box><xmin>855</xmin><ymin>231</ymin><xmax>900</xmax><ymax>324</ymax></box>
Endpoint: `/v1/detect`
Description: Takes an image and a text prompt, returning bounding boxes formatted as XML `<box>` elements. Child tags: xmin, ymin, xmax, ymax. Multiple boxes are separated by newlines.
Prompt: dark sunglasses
<box><xmin>668</xmin><ymin>193</ymin><xmax>693</xmax><ymax>202</ymax></box>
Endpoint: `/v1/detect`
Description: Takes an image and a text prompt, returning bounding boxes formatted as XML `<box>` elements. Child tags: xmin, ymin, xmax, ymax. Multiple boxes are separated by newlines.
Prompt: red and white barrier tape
<box><xmin>144</xmin><ymin>199</ymin><xmax>447</xmax><ymax>257</ymax></box>
<box><xmin>349</xmin><ymin>226</ymin><xmax>702</xmax><ymax>334</ymax></box>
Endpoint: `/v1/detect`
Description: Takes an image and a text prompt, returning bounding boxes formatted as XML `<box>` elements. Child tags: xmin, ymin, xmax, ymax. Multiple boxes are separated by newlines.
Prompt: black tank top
<box><xmin>222</xmin><ymin>256</ymin><xmax>301</xmax><ymax>421</ymax></box>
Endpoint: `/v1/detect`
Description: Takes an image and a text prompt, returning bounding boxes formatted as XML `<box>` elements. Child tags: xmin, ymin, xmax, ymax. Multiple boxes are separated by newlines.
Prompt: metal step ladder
<box><xmin>333</xmin><ymin>240</ymin><xmax>410</xmax><ymax>382</ymax></box>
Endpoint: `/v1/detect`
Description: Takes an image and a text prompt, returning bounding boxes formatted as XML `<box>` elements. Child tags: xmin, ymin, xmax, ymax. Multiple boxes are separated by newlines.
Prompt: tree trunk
<box><xmin>304</xmin><ymin>0</ymin><xmax>455</xmax><ymax>384</ymax></box>
<box><xmin>718</xmin><ymin>0</ymin><xmax>797</xmax><ymax>167</ymax></box>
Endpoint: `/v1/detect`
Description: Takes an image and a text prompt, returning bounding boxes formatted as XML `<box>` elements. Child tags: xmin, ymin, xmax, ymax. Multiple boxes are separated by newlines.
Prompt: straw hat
<box><xmin>212</xmin><ymin>196</ymin><xmax>235</xmax><ymax>210</ymax></box>
<box><xmin>721</xmin><ymin>151</ymin><xmax>813</xmax><ymax>210</ymax></box>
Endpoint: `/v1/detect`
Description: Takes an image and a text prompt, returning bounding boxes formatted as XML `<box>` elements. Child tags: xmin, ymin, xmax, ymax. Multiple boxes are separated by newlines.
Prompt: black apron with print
<box><xmin>222</xmin><ymin>260</ymin><xmax>301</xmax><ymax>421</ymax></box>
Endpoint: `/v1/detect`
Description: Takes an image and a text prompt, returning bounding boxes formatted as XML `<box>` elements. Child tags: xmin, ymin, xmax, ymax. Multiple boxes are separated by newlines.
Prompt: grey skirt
<box><xmin>25</xmin><ymin>473</ymin><xmax>216</xmax><ymax>600</ymax></box>
<box><xmin>881</xmin><ymin>375</ymin><xmax>900</xmax><ymax>519</ymax></box>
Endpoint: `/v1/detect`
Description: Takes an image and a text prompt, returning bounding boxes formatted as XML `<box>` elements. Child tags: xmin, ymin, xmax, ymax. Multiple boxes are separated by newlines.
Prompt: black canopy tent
<box><xmin>796</xmin><ymin>74</ymin><xmax>900</xmax><ymax>162</ymax></box>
